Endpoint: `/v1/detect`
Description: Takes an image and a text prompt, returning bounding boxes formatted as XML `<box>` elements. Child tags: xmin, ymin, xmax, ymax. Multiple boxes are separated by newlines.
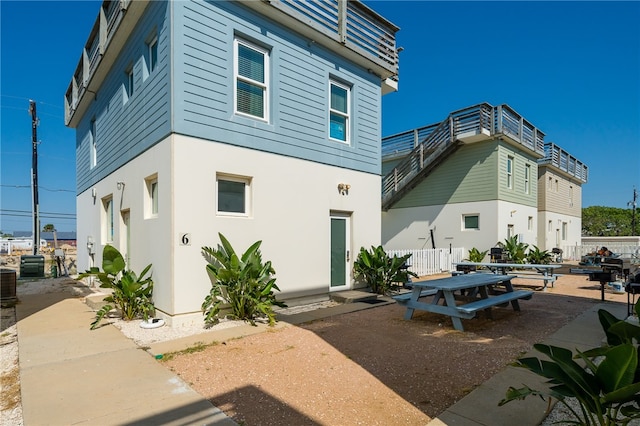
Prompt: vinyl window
<box><xmin>329</xmin><ymin>80</ymin><xmax>350</xmax><ymax>143</ymax></box>
<box><xmin>463</xmin><ymin>214</ymin><xmax>479</xmax><ymax>230</ymax></box>
<box><xmin>524</xmin><ymin>164</ymin><xmax>531</xmax><ymax>194</ymax></box>
<box><xmin>217</xmin><ymin>175</ymin><xmax>251</xmax><ymax>216</ymax></box>
<box><xmin>148</xmin><ymin>36</ymin><xmax>158</xmax><ymax>73</ymax></box>
<box><xmin>506</xmin><ymin>156</ymin><xmax>514</xmax><ymax>189</ymax></box>
<box><xmin>234</xmin><ymin>38</ymin><xmax>268</xmax><ymax>120</ymax></box>
<box><xmin>89</xmin><ymin>119</ymin><xmax>97</xmax><ymax>169</ymax></box>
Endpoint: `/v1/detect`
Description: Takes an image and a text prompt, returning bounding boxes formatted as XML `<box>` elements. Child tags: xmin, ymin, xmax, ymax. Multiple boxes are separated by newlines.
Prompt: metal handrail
<box><xmin>381</xmin><ymin>103</ymin><xmax>547</xmax><ymax>208</ymax></box>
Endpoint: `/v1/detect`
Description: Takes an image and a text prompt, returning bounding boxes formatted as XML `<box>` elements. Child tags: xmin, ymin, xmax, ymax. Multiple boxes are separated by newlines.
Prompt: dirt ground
<box><xmin>162</xmin><ymin>273</ymin><xmax>634</xmax><ymax>426</ymax></box>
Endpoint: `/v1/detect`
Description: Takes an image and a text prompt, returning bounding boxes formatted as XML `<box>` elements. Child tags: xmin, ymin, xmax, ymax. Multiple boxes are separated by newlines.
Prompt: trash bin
<box><xmin>0</xmin><ymin>269</ymin><xmax>17</xmax><ymax>306</ymax></box>
<box><xmin>20</xmin><ymin>255</ymin><xmax>45</xmax><ymax>278</ymax></box>
<box><xmin>51</xmin><ymin>264</ymin><xmax>58</xmax><ymax>278</ymax></box>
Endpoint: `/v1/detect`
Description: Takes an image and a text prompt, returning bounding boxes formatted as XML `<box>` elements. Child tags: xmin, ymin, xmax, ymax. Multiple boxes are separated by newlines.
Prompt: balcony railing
<box><xmin>381</xmin><ymin>103</ymin><xmax>546</xmax><ymax>210</ymax></box>
<box><xmin>539</xmin><ymin>142</ymin><xmax>588</xmax><ymax>183</ymax></box>
<box><xmin>65</xmin><ymin>0</ymin><xmax>399</xmax><ymax>126</ymax></box>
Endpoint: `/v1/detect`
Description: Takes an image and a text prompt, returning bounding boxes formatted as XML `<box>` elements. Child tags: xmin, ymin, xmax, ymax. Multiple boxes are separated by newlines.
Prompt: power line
<box><xmin>1</xmin><ymin>184</ymin><xmax>75</xmax><ymax>193</ymax></box>
<box><xmin>1</xmin><ymin>209</ymin><xmax>76</xmax><ymax>217</ymax></box>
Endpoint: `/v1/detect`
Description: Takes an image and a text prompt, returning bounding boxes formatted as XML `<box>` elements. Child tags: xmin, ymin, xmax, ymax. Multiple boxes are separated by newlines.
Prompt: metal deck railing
<box><xmin>539</xmin><ymin>142</ymin><xmax>588</xmax><ymax>183</ymax></box>
<box><xmin>65</xmin><ymin>0</ymin><xmax>399</xmax><ymax>126</ymax></box>
<box><xmin>381</xmin><ymin>103</ymin><xmax>546</xmax><ymax>210</ymax></box>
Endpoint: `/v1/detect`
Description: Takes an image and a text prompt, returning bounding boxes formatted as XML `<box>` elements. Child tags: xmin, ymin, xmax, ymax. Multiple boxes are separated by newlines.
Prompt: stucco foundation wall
<box><xmin>76</xmin><ymin>136</ymin><xmax>173</xmax><ymax>313</ymax></box>
<box><xmin>537</xmin><ymin>210</ymin><xmax>582</xmax><ymax>251</ymax></box>
<box><xmin>79</xmin><ymin>134</ymin><xmax>381</xmax><ymax>325</ymax></box>
<box><xmin>382</xmin><ymin>200</ymin><xmax>538</xmax><ymax>256</ymax></box>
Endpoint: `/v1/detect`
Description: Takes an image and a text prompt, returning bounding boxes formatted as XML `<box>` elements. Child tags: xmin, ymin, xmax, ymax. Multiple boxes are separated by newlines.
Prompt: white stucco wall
<box><xmin>78</xmin><ymin>134</ymin><xmax>381</xmax><ymax>326</ymax></box>
<box><xmin>382</xmin><ymin>200</ymin><xmax>538</xmax><ymax>257</ymax></box>
<box><xmin>537</xmin><ymin>211</ymin><xmax>582</xmax><ymax>251</ymax></box>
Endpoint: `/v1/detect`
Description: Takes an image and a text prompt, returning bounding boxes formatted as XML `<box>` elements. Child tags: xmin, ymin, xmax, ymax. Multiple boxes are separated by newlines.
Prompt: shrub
<box><xmin>502</xmin><ymin>236</ymin><xmax>529</xmax><ymax>264</ymax></box>
<box><xmin>201</xmin><ymin>233</ymin><xmax>286</xmax><ymax>327</ymax></box>
<box><xmin>467</xmin><ymin>248</ymin><xmax>488</xmax><ymax>263</ymax></box>
<box><xmin>500</xmin><ymin>299</ymin><xmax>640</xmax><ymax>425</ymax></box>
<box><xmin>79</xmin><ymin>245</ymin><xmax>154</xmax><ymax>330</ymax></box>
<box><xmin>526</xmin><ymin>245</ymin><xmax>552</xmax><ymax>264</ymax></box>
<box><xmin>353</xmin><ymin>245</ymin><xmax>417</xmax><ymax>295</ymax></box>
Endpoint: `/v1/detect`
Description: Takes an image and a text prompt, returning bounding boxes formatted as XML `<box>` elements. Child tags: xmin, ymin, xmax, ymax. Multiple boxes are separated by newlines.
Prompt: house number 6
<box><xmin>180</xmin><ymin>233</ymin><xmax>191</xmax><ymax>246</ymax></box>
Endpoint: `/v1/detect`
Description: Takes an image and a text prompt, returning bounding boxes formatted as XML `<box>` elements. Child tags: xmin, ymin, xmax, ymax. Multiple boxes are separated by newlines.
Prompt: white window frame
<box><xmin>548</xmin><ymin>220</ymin><xmax>552</xmax><ymax>232</ymax></box>
<box><xmin>234</xmin><ymin>38</ymin><xmax>269</xmax><ymax>121</ymax></box>
<box><xmin>328</xmin><ymin>79</ymin><xmax>351</xmax><ymax>144</ymax></box>
<box><xmin>506</xmin><ymin>156</ymin><xmax>514</xmax><ymax>189</ymax></box>
<box><xmin>462</xmin><ymin>214</ymin><xmax>480</xmax><ymax>230</ymax></box>
<box><xmin>562</xmin><ymin>222</ymin><xmax>568</xmax><ymax>241</ymax></box>
<box><xmin>148</xmin><ymin>36</ymin><xmax>158</xmax><ymax>74</ymax></box>
<box><xmin>145</xmin><ymin>174</ymin><xmax>158</xmax><ymax>218</ymax></box>
<box><xmin>102</xmin><ymin>196</ymin><xmax>114</xmax><ymax>243</ymax></box>
<box><xmin>216</xmin><ymin>174</ymin><xmax>252</xmax><ymax>217</ymax></box>
<box><xmin>126</xmin><ymin>67</ymin><xmax>134</xmax><ymax>99</ymax></box>
<box><xmin>528</xmin><ymin>216</ymin><xmax>533</xmax><ymax>231</ymax></box>
<box><xmin>524</xmin><ymin>164</ymin><xmax>530</xmax><ymax>194</ymax></box>
<box><xmin>507</xmin><ymin>224</ymin><xmax>515</xmax><ymax>239</ymax></box>
<box><xmin>89</xmin><ymin>119</ymin><xmax>97</xmax><ymax>169</ymax></box>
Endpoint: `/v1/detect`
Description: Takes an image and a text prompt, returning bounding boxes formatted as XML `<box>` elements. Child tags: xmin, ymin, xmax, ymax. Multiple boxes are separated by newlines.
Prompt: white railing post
<box><xmin>337</xmin><ymin>0</ymin><xmax>347</xmax><ymax>44</ymax></box>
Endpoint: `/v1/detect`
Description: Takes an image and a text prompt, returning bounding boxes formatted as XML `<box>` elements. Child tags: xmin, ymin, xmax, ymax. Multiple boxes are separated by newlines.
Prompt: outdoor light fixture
<box><xmin>337</xmin><ymin>183</ymin><xmax>351</xmax><ymax>195</ymax></box>
<box><xmin>117</xmin><ymin>181</ymin><xmax>125</xmax><ymax>190</ymax></box>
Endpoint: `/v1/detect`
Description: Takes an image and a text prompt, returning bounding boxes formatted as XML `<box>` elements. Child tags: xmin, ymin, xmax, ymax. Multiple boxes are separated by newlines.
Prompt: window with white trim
<box><xmin>234</xmin><ymin>38</ymin><xmax>269</xmax><ymax>120</ymax></box>
<box><xmin>463</xmin><ymin>214</ymin><xmax>479</xmax><ymax>230</ymax></box>
<box><xmin>506</xmin><ymin>156</ymin><xmax>514</xmax><ymax>189</ymax></box>
<box><xmin>145</xmin><ymin>175</ymin><xmax>158</xmax><ymax>218</ymax></box>
<box><xmin>528</xmin><ymin>216</ymin><xmax>533</xmax><ymax>231</ymax></box>
<box><xmin>562</xmin><ymin>222</ymin><xmax>568</xmax><ymax>240</ymax></box>
<box><xmin>548</xmin><ymin>220</ymin><xmax>552</xmax><ymax>232</ymax></box>
<box><xmin>103</xmin><ymin>196</ymin><xmax>114</xmax><ymax>243</ymax></box>
<box><xmin>217</xmin><ymin>174</ymin><xmax>251</xmax><ymax>216</ymax></box>
<box><xmin>329</xmin><ymin>80</ymin><xmax>350</xmax><ymax>143</ymax></box>
<box><xmin>89</xmin><ymin>119</ymin><xmax>97</xmax><ymax>169</ymax></box>
<box><xmin>524</xmin><ymin>164</ymin><xmax>531</xmax><ymax>194</ymax></box>
<box><xmin>126</xmin><ymin>67</ymin><xmax>134</xmax><ymax>98</ymax></box>
<box><xmin>148</xmin><ymin>36</ymin><xmax>158</xmax><ymax>73</ymax></box>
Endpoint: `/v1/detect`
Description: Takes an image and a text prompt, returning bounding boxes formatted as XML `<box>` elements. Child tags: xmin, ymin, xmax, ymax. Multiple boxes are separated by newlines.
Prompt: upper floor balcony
<box><xmin>64</xmin><ymin>0</ymin><xmax>400</xmax><ymax>127</ymax></box>
<box><xmin>539</xmin><ymin>142</ymin><xmax>589</xmax><ymax>183</ymax></box>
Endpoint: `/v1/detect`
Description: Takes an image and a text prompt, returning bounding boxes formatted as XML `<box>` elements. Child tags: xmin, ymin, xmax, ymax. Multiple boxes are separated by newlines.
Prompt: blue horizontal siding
<box><xmin>173</xmin><ymin>0</ymin><xmax>381</xmax><ymax>174</ymax></box>
<box><xmin>76</xmin><ymin>1</ymin><xmax>171</xmax><ymax>193</ymax></box>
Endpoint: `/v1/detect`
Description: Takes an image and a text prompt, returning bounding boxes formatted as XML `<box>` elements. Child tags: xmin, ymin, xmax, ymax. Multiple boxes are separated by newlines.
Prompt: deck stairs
<box><xmin>381</xmin><ymin>103</ymin><xmax>546</xmax><ymax>210</ymax></box>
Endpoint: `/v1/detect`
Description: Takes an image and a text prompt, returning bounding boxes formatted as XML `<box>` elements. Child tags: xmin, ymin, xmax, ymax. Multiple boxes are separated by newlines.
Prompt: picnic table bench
<box><xmin>393</xmin><ymin>273</ymin><xmax>533</xmax><ymax>331</ymax></box>
<box><xmin>454</xmin><ymin>262</ymin><xmax>560</xmax><ymax>290</ymax></box>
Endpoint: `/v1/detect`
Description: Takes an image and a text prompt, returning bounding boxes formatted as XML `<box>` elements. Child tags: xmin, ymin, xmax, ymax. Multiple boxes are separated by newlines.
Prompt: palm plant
<box><xmin>527</xmin><ymin>245</ymin><xmax>552</xmax><ymax>264</ymax></box>
<box><xmin>467</xmin><ymin>247</ymin><xmax>489</xmax><ymax>263</ymax></box>
<box><xmin>353</xmin><ymin>245</ymin><xmax>417</xmax><ymax>294</ymax></box>
<box><xmin>80</xmin><ymin>245</ymin><xmax>154</xmax><ymax>330</ymax></box>
<box><xmin>201</xmin><ymin>233</ymin><xmax>286</xmax><ymax>327</ymax></box>
<box><xmin>502</xmin><ymin>236</ymin><xmax>529</xmax><ymax>264</ymax></box>
<box><xmin>500</xmin><ymin>299</ymin><xmax>640</xmax><ymax>425</ymax></box>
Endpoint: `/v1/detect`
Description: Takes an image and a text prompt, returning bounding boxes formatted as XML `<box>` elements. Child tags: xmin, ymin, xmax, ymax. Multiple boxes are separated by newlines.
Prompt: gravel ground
<box><xmin>1</xmin><ymin>271</ymin><xmax>637</xmax><ymax>425</ymax></box>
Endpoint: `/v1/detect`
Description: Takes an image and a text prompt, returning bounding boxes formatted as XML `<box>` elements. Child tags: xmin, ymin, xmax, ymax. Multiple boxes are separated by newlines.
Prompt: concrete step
<box><xmin>330</xmin><ymin>290</ymin><xmax>379</xmax><ymax>304</ymax></box>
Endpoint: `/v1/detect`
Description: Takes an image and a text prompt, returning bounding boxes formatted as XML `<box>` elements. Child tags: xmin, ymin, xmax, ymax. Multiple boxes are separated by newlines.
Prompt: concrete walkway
<box><xmin>16</xmin><ymin>293</ymin><xmax>236</xmax><ymax>425</ymax></box>
<box><xmin>16</xmin><ymin>290</ymin><xmax>628</xmax><ymax>425</ymax></box>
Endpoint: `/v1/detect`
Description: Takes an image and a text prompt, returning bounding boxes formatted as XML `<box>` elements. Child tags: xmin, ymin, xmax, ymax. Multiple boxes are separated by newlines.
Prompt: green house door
<box><xmin>330</xmin><ymin>214</ymin><xmax>350</xmax><ymax>290</ymax></box>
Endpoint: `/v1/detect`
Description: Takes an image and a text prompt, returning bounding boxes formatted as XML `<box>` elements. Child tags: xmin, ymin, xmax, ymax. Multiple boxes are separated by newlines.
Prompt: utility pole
<box><xmin>29</xmin><ymin>100</ymin><xmax>40</xmax><ymax>255</ymax></box>
<box><xmin>630</xmin><ymin>187</ymin><xmax>637</xmax><ymax>236</ymax></box>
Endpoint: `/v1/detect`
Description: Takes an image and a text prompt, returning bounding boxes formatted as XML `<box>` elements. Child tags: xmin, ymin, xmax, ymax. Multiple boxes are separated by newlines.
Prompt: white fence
<box><xmin>0</xmin><ymin>239</ymin><xmax>48</xmax><ymax>255</ymax></box>
<box><xmin>387</xmin><ymin>247</ymin><xmax>465</xmax><ymax>277</ymax></box>
<box><xmin>562</xmin><ymin>244</ymin><xmax>640</xmax><ymax>261</ymax></box>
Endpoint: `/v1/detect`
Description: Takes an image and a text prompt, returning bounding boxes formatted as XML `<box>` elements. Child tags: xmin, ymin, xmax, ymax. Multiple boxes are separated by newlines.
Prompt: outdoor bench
<box><xmin>455</xmin><ymin>290</ymin><xmax>534</xmax><ymax>315</ymax></box>
<box><xmin>392</xmin><ymin>289</ymin><xmax>437</xmax><ymax>303</ymax></box>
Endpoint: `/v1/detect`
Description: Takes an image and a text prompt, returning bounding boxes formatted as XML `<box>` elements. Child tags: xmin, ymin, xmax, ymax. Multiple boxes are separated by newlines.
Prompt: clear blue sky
<box><xmin>1</xmin><ymin>1</ymin><xmax>639</xmax><ymax>234</ymax></box>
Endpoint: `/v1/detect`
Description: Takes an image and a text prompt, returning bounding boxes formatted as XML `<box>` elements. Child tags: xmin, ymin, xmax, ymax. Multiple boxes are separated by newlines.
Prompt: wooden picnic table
<box><xmin>454</xmin><ymin>262</ymin><xmax>561</xmax><ymax>290</ymax></box>
<box><xmin>393</xmin><ymin>273</ymin><xmax>533</xmax><ymax>331</ymax></box>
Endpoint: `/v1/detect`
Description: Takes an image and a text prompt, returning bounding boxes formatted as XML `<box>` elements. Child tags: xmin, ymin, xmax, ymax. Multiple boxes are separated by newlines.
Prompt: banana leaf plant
<box><xmin>79</xmin><ymin>245</ymin><xmax>154</xmax><ymax>330</ymax></box>
<box><xmin>500</xmin><ymin>299</ymin><xmax>640</xmax><ymax>425</ymax></box>
<box><xmin>201</xmin><ymin>233</ymin><xmax>286</xmax><ymax>327</ymax></box>
<box><xmin>353</xmin><ymin>245</ymin><xmax>417</xmax><ymax>295</ymax></box>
